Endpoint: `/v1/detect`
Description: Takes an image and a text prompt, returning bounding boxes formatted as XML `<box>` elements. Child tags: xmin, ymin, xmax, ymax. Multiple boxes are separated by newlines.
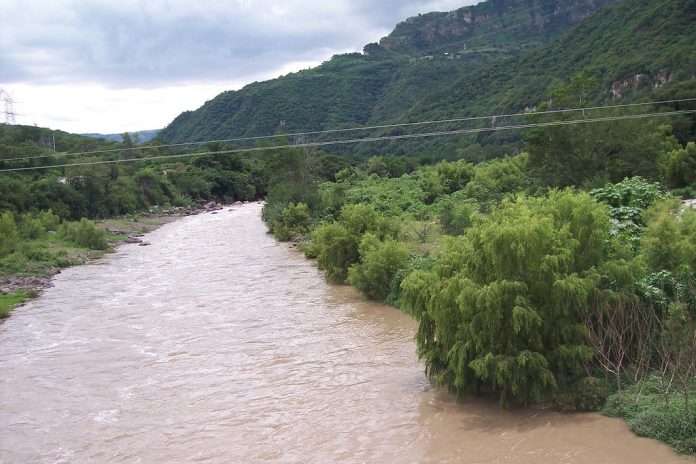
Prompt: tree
<box><xmin>659</xmin><ymin>142</ymin><xmax>696</xmax><ymax>189</ymax></box>
<box><xmin>640</xmin><ymin>201</ymin><xmax>696</xmax><ymax>412</ymax></box>
<box><xmin>0</xmin><ymin>212</ymin><xmax>19</xmax><ymax>257</ymax></box>
<box><xmin>401</xmin><ymin>190</ymin><xmax>610</xmax><ymax>405</ymax></box>
<box><xmin>526</xmin><ymin>72</ymin><xmax>680</xmax><ymax>187</ymax></box>
<box><xmin>348</xmin><ymin>234</ymin><xmax>410</xmax><ymax>302</ymax></box>
<box><xmin>311</xmin><ymin>204</ymin><xmax>398</xmax><ymax>283</ymax></box>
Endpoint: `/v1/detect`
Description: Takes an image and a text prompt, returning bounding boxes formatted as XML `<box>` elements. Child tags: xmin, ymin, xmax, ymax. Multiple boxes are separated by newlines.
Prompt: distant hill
<box><xmin>0</xmin><ymin>123</ymin><xmax>120</xmax><ymax>171</ymax></box>
<box><xmin>363</xmin><ymin>0</ymin><xmax>696</xmax><ymax>156</ymax></box>
<box><xmin>159</xmin><ymin>0</ymin><xmax>615</xmax><ymax>146</ymax></box>
<box><xmin>81</xmin><ymin>129</ymin><xmax>161</xmax><ymax>144</ymax></box>
<box><xmin>159</xmin><ymin>0</ymin><xmax>695</xmax><ymax>158</ymax></box>
<box><xmin>405</xmin><ymin>0</ymin><xmax>696</xmax><ymax>120</ymax></box>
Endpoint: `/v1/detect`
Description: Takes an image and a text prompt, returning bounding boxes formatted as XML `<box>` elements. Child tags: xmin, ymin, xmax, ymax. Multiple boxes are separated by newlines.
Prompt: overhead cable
<box><xmin>2</xmin><ymin>109</ymin><xmax>694</xmax><ymax>172</ymax></box>
<box><xmin>3</xmin><ymin>97</ymin><xmax>696</xmax><ymax>163</ymax></box>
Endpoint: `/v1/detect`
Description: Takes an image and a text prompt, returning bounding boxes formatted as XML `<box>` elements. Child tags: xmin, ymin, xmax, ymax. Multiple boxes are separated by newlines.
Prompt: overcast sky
<box><xmin>0</xmin><ymin>0</ymin><xmax>474</xmax><ymax>134</ymax></box>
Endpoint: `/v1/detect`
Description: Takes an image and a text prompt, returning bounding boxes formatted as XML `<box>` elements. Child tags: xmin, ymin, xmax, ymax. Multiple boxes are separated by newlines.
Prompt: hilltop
<box><xmin>159</xmin><ymin>0</ymin><xmax>622</xmax><ymax>150</ymax></box>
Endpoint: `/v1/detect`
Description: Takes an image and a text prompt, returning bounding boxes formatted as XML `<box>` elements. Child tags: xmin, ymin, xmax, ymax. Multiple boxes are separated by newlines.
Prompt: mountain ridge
<box><xmin>159</xmin><ymin>0</ymin><xmax>694</xmax><ymax>157</ymax></box>
<box><xmin>159</xmin><ymin>0</ymin><xmax>616</xmax><ymax>144</ymax></box>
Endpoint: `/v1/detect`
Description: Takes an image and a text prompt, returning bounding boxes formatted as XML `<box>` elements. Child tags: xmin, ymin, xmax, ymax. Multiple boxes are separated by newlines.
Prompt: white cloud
<box><xmin>0</xmin><ymin>0</ymin><xmax>476</xmax><ymax>133</ymax></box>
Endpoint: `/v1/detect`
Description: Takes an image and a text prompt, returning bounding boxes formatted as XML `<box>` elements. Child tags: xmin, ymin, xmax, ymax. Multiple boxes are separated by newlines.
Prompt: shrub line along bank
<box><xmin>262</xmin><ymin>144</ymin><xmax>695</xmax><ymax>455</ymax></box>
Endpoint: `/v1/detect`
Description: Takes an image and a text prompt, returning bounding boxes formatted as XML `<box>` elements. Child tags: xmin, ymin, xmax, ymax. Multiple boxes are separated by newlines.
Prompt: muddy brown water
<box><xmin>1</xmin><ymin>202</ymin><xmax>692</xmax><ymax>463</ymax></box>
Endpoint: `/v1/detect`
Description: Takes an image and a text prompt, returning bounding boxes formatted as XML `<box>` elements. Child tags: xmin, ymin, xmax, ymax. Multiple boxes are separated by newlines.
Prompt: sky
<box><xmin>0</xmin><ymin>0</ymin><xmax>474</xmax><ymax>134</ymax></box>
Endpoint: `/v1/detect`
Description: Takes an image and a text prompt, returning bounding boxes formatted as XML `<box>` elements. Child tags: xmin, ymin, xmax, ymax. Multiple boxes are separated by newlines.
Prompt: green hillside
<box><xmin>160</xmin><ymin>0</ymin><xmax>614</xmax><ymax>145</ymax></box>
<box><xmin>356</xmin><ymin>0</ymin><xmax>696</xmax><ymax>158</ymax></box>
<box><xmin>406</xmin><ymin>0</ymin><xmax>696</xmax><ymax>120</ymax></box>
<box><xmin>162</xmin><ymin>54</ymin><xmax>405</xmax><ymax>142</ymax></box>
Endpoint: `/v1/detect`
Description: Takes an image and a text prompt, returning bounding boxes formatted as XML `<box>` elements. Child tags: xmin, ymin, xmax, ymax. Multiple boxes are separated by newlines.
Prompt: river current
<box><xmin>0</xmin><ymin>202</ymin><xmax>692</xmax><ymax>463</ymax></box>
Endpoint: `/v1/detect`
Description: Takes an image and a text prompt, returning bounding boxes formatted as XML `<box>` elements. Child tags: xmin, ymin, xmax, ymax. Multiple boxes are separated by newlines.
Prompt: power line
<box><xmin>0</xmin><ymin>0</ymin><xmax>584</xmax><ymax>146</ymax></box>
<box><xmin>3</xmin><ymin>97</ymin><xmax>696</xmax><ymax>163</ymax></box>
<box><xmin>2</xmin><ymin>109</ymin><xmax>694</xmax><ymax>173</ymax></box>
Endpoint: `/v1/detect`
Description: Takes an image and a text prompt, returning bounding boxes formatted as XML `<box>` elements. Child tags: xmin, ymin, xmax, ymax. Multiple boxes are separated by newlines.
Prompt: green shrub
<box><xmin>105</xmin><ymin>177</ymin><xmax>140</xmax><ymax>214</ymax></box>
<box><xmin>60</xmin><ymin>219</ymin><xmax>109</xmax><ymax>250</ymax></box>
<box><xmin>589</xmin><ymin>177</ymin><xmax>669</xmax><ymax>248</ymax></box>
<box><xmin>554</xmin><ymin>376</ymin><xmax>611</xmax><ymax>412</ymax></box>
<box><xmin>418</xmin><ymin>170</ymin><xmax>445</xmax><ymax>204</ymax></box>
<box><xmin>173</xmin><ymin>192</ymin><xmax>194</xmax><ymax>207</ymax></box>
<box><xmin>436</xmin><ymin>160</ymin><xmax>474</xmax><ymax>194</ymax></box>
<box><xmin>0</xmin><ymin>212</ymin><xmax>19</xmax><ymax>257</ymax></box>
<box><xmin>272</xmin><ymin>203</ymin><xmax>311</xmax><ymax>242</ymax></box>
<box><xmin>348</xmin><ymin>234</ymin><xmax>410</xmax><ymax>302</ymax></box>
<box><xmin>603</xmin><ymin>381</ymin><xmax>696</xmax><ymax>455</ymax></box>
<box><xmin>312</xmin><ymin>222</ymin><xmax>355</xmax><ymax>283</ymax></box>
<box><xmin>439</xmin><ymin>197</ymin><xmax>477</xmax><ymax>236</ymax></box>
<box><xmin>671</xmin><ymin>186</ymin><xmax>695</xmax><ymax>200</ymax></box>
<box><xmin>0</xmin><ymin>251</ymin><xmax>29</xmax><ymax>274</ymax></box>
<box><xmin>17</xmin><ymin>242</ymin><xmax>51</xmax><ymax>261</ymax></box>
<box><xmin>660</xmin><ymin>142</ymin><xmax>696</xmax><ymax>189</ymax></box>
<box><xmin>590</xmin><ymin>176</ymin><xmax>668</xmax><ymax>224</ymax></box>
<box><xmin>261</xmin><ymin>200</ymin><xmax>288</xmax><ymax>229</ymax></box>
<box><xmin>15</xmin><ymin>211</ymin><xmax>60</xmax><ymax>240</ymax></box>
<box><xmin>342</xmin><ymin>175</ymin><xmax>427</xmax><ymax>216</ymax></box>
<box><xmin>463</xmin><ymin>155</ymin><xmax>530</xmax><ymax>207</ymax></box>
<box><xmin>36</xmin><ymin>210</ymin><xmax>60</xmax><ymax>232</ymax></box>
<box><xmin>339</xmin><ymin>204</ymin><xmax>399</xmax><ymax>240</ymax></box>
<box><xmin>135</xmin><ymin>167</ymin><xmax>175</xmax><ymax>206</ymax></box>
<box><xmin>311</xmin><ymin>204</ymin><xmax>399</xmax><ymax>283</ymax></box>
<box><xmin>642</xmin><ymin>200</ymin><xmax>696</xmax><ymax>272</ymax></box>
<box><xmin>386</xmin><ymin>254</ymin><xmax>434</xmax><ymax>307</ymax></box>
<box><xmin>0</xmin><ymin>291</ymin><xmax>28</xmax><ymax>318</ymax></box>
<box><xmin>19</xmin><ymin>217</ymin><xmax>44</xmax><ymax>240</ymax></box>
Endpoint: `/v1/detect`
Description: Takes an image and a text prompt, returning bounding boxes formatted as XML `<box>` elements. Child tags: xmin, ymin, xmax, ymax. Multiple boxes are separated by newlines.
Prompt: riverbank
<box><xmin>262</xmin><ymin>173</ymin><xmax>696</xmax><ymax>456</ymax></box>
<box><xmin>1</xmin><ymin>201</ymin><xmax>692</xmax><ymax>464</ymax></box>
<box><xmin>0</xmin><ymin>201</ymin><xmax>232</xmax><ymax>319</ymax></box>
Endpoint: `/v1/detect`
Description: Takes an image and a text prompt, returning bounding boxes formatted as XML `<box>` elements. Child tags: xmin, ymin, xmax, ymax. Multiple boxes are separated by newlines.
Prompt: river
<box><xmin>0</xmin><ymin>202</ymin><xmax>692</xmax><ymax>463</ymax></box>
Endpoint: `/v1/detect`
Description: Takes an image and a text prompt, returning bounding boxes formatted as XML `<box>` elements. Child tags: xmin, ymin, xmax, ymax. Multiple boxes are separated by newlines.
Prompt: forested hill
<box><xmin>366</xmin><ymin>0</ymin><xmax>696</xmax><ymax>157</ymax></box>
<box><xmin>404</xmin><ymin>0</ymin><xmax>696</xmax><ymax>122</ymax></box>
<box><xmin>158</xmin><ymin>0</ymin><xmax>616</xmax><ymax>145</ymax></box>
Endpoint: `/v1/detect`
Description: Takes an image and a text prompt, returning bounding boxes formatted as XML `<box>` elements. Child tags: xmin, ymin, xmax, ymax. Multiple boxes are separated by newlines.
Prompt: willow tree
<box><xmin>312</xmin><ymin>203</ymin><xmax>399</xmax><ymax>283</ymax></box>
<box><xmin>401</xmin><ymin>190</ymin><xmax>611</xmax><ymax>405</ymax></box>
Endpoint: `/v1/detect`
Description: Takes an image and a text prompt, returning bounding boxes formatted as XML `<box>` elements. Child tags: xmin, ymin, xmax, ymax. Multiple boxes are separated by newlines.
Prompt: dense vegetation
<box><xmin>0</xmin><ymin>208</ymin><xmax>109</xmax><ymax>318</ymax></box>
<box><xmin>159</xmin><ymin>0</ymin><xmax>625</xmax><ymax>147</ymax></box>
<box><xmin>1</xmin><ymin>0</ymin><xmax>695</xmax><ymax>454</ymax></box>
<box><xmin>261</xmin><ymin>70</ymin><xmax>696</xmax><ymax>454</ymax></box>
<box><xmin>160</xmin><ymin>0</ymin><xmax>695</xmax><ymax>163</ymax></box>
<box><xmin>0</xmin><ymin>124</ymin><xmax>271</xmax><ymax>220</ymax></box>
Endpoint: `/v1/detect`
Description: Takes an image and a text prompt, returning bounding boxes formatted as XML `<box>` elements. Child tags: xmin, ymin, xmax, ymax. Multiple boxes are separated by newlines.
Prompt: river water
<box><xmin>0</xmin><ymin>202</ymin><xmax>692</xmax><ymax>463</ymax></box>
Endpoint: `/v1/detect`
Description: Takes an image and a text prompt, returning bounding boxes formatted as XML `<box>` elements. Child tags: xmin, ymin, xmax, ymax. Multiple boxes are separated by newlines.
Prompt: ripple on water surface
<box><xmin>0</xmin><ymin>203</ymin><xmax>691</xmax><ymax>463</ymax></box>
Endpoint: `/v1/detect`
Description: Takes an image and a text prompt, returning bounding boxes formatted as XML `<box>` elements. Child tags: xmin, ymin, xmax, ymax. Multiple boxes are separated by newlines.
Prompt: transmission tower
<box><xmin>0</xmin><ymin>88</ymin><xmax>17</xmax><ymax>125</ymax></box>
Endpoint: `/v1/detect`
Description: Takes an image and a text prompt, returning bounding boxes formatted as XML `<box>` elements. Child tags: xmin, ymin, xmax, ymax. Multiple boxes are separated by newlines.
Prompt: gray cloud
<box><xmin>0</xmin><ymin>0</ymin><xmax>472</xmax><ymax>88</ymax></box>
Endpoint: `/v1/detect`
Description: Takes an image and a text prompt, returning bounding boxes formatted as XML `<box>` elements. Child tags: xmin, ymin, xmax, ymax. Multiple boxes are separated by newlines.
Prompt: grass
<box><xmin>0</xmin><ymin>237</ymin><xmax>104</xmax><ymax>276</ymax></box>
<box><xmin>0</xmin><ymin>290</ymin><xmax>36</xmax><ymax>318</ymax></box>
<box><xmin>602</xmin><ymin>375</ymin><xmax>696</xmax><ymax>455</ymax></box>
